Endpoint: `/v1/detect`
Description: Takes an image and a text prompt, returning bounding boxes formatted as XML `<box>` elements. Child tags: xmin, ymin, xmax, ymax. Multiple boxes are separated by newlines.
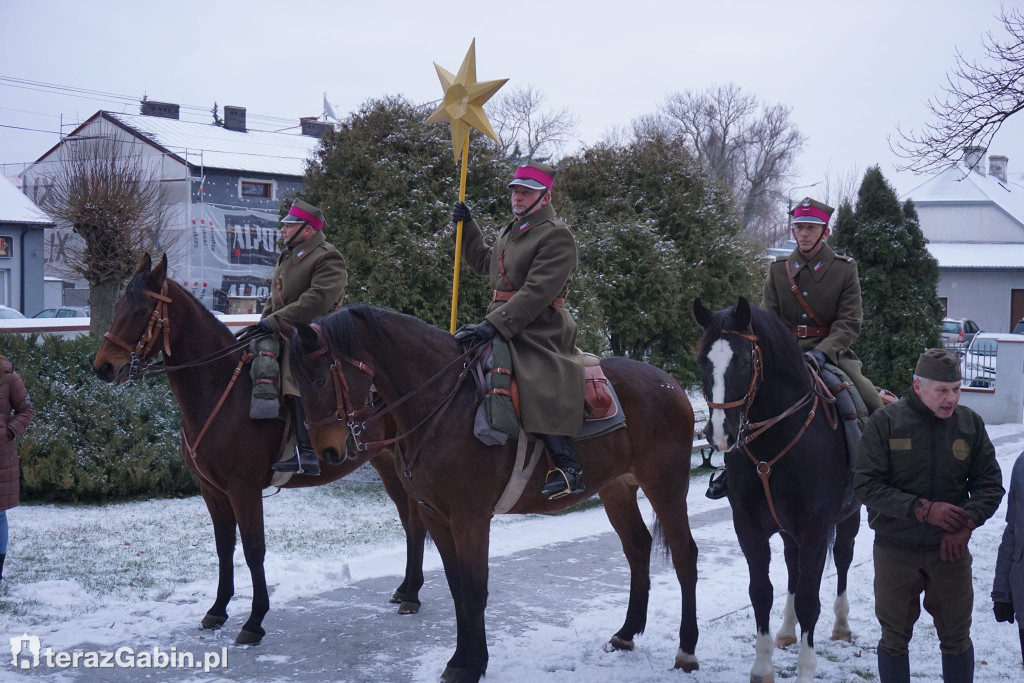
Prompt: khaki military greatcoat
<box><xmin>261</xmin><ymin>231</ymin><xmax>347</xmax><ymax>397</ymax></box>
<box><xmin>460</xmin><ymin>204</ymin><xmax>585</xmax><ymax>436</ymax></box>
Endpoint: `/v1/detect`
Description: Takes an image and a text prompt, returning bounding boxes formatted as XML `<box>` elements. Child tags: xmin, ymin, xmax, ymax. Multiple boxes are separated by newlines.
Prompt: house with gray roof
<box><xmin>0</xmin><ymin>176</ymin><xmax>52</xmax><ymax>315</ymax></box>
<box><xmin>19</xmin><ymin>102</ymin><xmax>331</xmax><ymax>312</ymax></box>
<box><xmin>904</xmin><ymin>147</ymin><xmax>1024</xmax><ymax>333</ymax></box>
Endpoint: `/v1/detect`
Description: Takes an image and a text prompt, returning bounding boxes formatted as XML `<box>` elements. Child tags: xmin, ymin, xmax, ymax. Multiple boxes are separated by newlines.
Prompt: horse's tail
<box><xmin>652</xmin><ymin>518</ymin><xmax>671</xmax><ymax>562</ymax></box>
<box><xmin>826</xmin><ymin>523</ymin><xmax>837</xmax><ymax>566</ymax></box>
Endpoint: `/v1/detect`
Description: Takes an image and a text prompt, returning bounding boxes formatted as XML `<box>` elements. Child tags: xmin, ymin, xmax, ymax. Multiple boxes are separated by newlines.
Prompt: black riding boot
<box><xmin>0</xmin><ymin>553</ymin><xmax>5</xmax><ymax>581</ymax></box>
<box><xmin>877</xmin><ymin>648</ymin><xmax>910</xmax><ymax>683</ymax></box>
<box><xmin>941</xmin><ymin>644</ymin><xmax>974</xmax><ymax>682</ymax></box>
<box><xmin>706</xmin><ymin>466</ymin><xmax>728</xmax><ymax>499</ymax></box>
<box><xmin>538</xmin><ymin>434</ymin><xmax>584</xmax><ymax>499</ymax></box>
<box><xmin>272</xmin><ymin>400</ymin><xmax>321</xmax><ymax>476</ymax></box>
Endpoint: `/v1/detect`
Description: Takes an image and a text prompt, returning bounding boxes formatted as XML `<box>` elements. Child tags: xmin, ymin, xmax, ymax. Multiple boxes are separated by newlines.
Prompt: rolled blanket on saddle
<box><xmin>250</xmin><ymin>336</ymin><xmax>281</xmax><ymax>419</ymax></box>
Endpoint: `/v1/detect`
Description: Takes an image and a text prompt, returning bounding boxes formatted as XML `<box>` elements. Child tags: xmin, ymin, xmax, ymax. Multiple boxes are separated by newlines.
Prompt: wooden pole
<box><xmin>449</xmin><ymin>132</ymin><xmax>470</xmax><ymax>333</ymax></box>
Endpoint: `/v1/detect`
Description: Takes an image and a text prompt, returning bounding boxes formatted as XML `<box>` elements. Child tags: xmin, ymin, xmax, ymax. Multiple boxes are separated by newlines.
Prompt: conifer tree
<box><xmin>830</xmin><ymin>166</ymin><xmax>943</xmax><ymax>392</ymax></box>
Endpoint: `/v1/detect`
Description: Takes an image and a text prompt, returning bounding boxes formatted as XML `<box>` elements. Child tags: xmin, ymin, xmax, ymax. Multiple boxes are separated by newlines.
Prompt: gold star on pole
<box><xmin>425</xmin><ymin>39</ymin><xmax>507</xmax><ymax>161</ymax></box>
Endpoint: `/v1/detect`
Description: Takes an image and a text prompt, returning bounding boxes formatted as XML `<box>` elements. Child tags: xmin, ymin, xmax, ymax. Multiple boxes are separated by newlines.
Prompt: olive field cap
<box><xmin>281</xmin><ymin>198</ymin><xmax>325</xmax><ymax>231</ymax></box>
<box><xmin>791</xmin><ymin>197</ymin><xmax>835</xmax><ymax>225</ymax></box>
<box><xmin>915</xmin><ymin>348</ymin><xmax>962</xmax><ymax>382</ymax></box>
<box><xmin>507</xmin><ymin>161</ymin><xmax>556</xmax><ymax>191</ymax></box>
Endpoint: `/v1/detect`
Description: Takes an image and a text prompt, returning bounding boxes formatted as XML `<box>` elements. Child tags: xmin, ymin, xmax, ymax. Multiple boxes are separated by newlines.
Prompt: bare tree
<box><xmin>893</xmin><ymin>7</ymin><xmax>1024</xmax><ymax>173</ymax></box>
<box><xmin>486</xmin><ymin>85</ymin><xmax>580</xmax><ymax>161</ymax></box>
<box><xmin>40</xmin><ymin>135</ymin><xmax>167</xmax><ymax>335</ymax></box>
<box><xmin>659</xmin><ymin>84</ymin><xmax>805</xmax><ymax>245</ymax></box>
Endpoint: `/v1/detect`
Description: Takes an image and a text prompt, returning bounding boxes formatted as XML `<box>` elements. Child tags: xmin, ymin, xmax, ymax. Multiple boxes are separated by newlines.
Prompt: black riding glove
<box><xmin>994</xmin><ymin>601</ymin><xmax>1016</xmax><ymax>623</ymax></box>
<box><xmin>474</xmin><ymin>319</ymin><xmax>498</xmax><ymax>343</ymax></box>
<box><xmin>806</xmin><ymin>349</ymin><xmax>827</xmax><ymax>369</ymax></box>
<box><xmin>452</xmin><ymin>201</ymin><xmax>472</xmax><ymax>225</ymax></box>
<box><xmin>235</xmin><ymin>318</ymin><xmax>273</xmax><ymax>342</ymax></box>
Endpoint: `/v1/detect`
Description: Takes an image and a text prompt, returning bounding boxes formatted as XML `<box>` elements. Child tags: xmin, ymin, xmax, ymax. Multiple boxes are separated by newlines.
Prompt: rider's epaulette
<box><xmin>774</xmin><ymin>255</ymin><xmax>788</xmax><ymax>262</ymax></box>
<box><xmin>836</xmin><ymin>254</ymin><xmax>855</xmax><ymax>263</ymax></box>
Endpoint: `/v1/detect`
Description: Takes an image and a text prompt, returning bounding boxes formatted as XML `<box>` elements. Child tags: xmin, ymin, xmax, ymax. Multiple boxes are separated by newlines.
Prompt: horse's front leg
<box><xmin>370</xmin><ymin>451</ymin><xmax>426</xmax><ymax>614</ymax></box>
<box><xmin>736</xmin><ymin>529</ymin><xmax>775</xmax><ymax>683</ymax></box>
<box><xmin>830</xmin><ymin>507</ymin><xmax>860</xmax><ymax>642</ymax></box>
<box><xmin>425</xmin><ymin>516</ymin><xmax>470</xmax><ymax>683</ymax></box>
<box><xmin>232</xmin><ymin>490</ymin><xmax>269</xmax><ymax>644</ymax></box>
<box><xmin>450</xmin><ymin>513</ymin><xmax>491</xmax><ymax>683</ymax></box>
<box><xmin>792</xmin><ymin>534</ymin><xmax>830</xmax><ymax>683</ymax></box>
<box><xmin>199</xmin><ymin>485</ymin><xmax>236</xmax><ymax>631</ymax></box>
<box><xmin>775</xmin><ymin>533</ymin><xmax>800</xmax><ymax>648</ymax></box>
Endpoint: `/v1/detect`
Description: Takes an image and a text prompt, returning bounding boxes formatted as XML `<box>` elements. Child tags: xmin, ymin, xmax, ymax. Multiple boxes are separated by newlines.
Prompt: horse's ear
<box><xmin>144</xmin><ymin>253</ymin><xmax>168</xmax><ymax>290</ymax></box>
<box><xmin>693</xmin><ymin>298</ymin><xmax>712</xmax><ymax>329</ymax></box>
<box><xmin>295</xmin><ymin>322</ymin><xmax>321</xmax><ymax>352</ymax></box>
<box><xmin>134</xmin><ymin>253</ymin><xmax>152</xmax><ymax>276</ymax></box>
<box><xmin>735</xmin><ymin>296</ymin><xmax>751</xmax><ymax>330</ymax></box>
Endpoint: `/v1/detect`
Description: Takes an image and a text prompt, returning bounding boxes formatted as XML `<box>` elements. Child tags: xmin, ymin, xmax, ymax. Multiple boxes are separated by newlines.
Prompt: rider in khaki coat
<box><xmin>238</xmin><ymin>199</ymin><xmax>347</xmax><ymax>475</ymax></box>
<box><xmin>707</xmin><ymin>197</ymin><xmax>881</xmax><ymax>499</ymax></box>
<box><xmin>452</xmin><ymin>161</ymin><xmax>587</xmax><ymax>499</ymax></box>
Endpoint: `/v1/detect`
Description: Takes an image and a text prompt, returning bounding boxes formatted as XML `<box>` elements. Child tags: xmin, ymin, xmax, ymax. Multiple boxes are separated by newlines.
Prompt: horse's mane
<box><xmin>125</xmin><ymin>272</ymin><xmax>225</xmax><ymax>330</ymax></box>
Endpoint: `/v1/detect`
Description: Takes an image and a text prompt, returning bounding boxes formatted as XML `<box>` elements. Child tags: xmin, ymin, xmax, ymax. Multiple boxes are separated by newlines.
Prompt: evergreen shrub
<box><xmin>0</xmin><ymin>333</ymin><xmax>196</xmax><ymax>502</ymax></box>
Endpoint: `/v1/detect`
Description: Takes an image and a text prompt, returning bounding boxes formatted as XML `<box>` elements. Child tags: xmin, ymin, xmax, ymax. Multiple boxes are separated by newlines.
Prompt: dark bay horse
<box><xmin>693</xmin><ymin>297</ymin><xmax>860</xmax><ymax>683</ymax></box>
<box><xmin>92</xmin><ymin>254</ymin><xmax>428</xmax><ymax>645</ymax></box>
<box><xmin>287</xmin><ymin>305</ymin><xmax>700</xmax><ymax>683</ymax></box>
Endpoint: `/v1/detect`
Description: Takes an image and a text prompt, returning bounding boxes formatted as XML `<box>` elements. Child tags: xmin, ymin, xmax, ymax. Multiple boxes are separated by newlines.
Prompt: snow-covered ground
<box><xmin>1</xmin><ymin>414</ymin><xmax>1023</xmax><ymax>681</ymax></box>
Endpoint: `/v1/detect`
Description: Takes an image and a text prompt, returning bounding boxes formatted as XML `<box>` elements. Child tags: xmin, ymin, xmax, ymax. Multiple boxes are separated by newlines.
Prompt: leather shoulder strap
<box><xmin>786</xmin><ymin>263</ymin><xmax>826</xmax><ymax>328</ymax></box>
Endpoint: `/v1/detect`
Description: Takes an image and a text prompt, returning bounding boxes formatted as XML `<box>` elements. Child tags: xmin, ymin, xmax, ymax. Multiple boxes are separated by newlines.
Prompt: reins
<box><xmin>704</xmin><ymin>328</ymin><xmax>837</xmax><ymax>532</ymax></box>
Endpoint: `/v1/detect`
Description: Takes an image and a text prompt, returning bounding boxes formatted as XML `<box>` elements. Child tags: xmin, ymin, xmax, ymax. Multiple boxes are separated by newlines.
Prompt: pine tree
<box><xmin>830</xmin><ymin>166</ymin><xmax>943</xmax><ymax>392</ymax></box>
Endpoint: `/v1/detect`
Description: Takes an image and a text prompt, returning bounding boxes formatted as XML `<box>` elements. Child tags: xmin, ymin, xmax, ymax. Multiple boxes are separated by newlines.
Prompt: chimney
<box><xmin>300</xmin><ymin>117</ymin><xmax>334</xmax><ymax>138</ymax></box>
<box><xmin>140</xmin><ymin>100</ymin><xmax>180</xmax><ymax>119</ymax></box>
<box><xmin>964</xmin><ymin>146</ymin><xmax>986</xmax><ymax>171</ymax></box>
<box><xmin>223</xmin><ymin>106</ymin><xmax>247</xmax><ymax>132</ymax></box>
<box><xmin>988</xmin><ymin>155</ymin><xmax>1008</xmax><ymax>183</ymax></box>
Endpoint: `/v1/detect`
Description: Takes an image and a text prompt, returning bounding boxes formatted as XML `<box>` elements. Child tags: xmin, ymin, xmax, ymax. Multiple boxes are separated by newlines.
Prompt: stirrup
<box><xmin>541</xmin><ymin>467</ymin><xmax>584</xmax><ymax>500</ymax></box>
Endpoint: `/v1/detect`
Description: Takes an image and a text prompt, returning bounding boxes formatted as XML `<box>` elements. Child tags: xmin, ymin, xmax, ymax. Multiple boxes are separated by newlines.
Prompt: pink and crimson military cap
<box><xmin>281</xmin><ymin>198</ymin><xmax>325</xmax><ymax>231</ymax></box>
<box><xmin>791</xmin><ymin>197</ymin><xmax>834</xmax><ymax>226</ymax></box>
<box><xmin>507</xmin><ymin>161</ymin><xmax>557</xmax><ymax>192</ymax></box>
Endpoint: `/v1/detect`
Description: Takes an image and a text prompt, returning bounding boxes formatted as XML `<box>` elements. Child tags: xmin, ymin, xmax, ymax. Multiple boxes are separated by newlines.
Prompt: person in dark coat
<box><xmin>0</xmin><ymin>356</ymin><xmax>34</xmax><ymax>581</ymax></box>
<box><xmin>853</xmin><ymin>349</ymin><xmax>1004</xmax><ymax>682</ymax></box>
<box><xmin>707</xmin><ymin>196</ymin><xmax>881</xmax><ymax>499</ymax></box>
<box><xmin>993</xmin><ymin>450</ymin><xmax>1024</xmax><ymax>667</ymax></box>
<box><xmin>237</xmin><ymin>199</ymin><xmax>348</xmax><ymax>475</ymax></box>
<box><xmin>452</xmin><ymin>161</ymin><xmax>586</xmax><ymax>499</ymax></box>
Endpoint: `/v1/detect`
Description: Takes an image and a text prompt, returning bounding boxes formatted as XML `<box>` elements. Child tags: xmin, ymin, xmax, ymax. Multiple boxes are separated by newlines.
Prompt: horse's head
<box><xmin>290</xmin><ymin>313</ymin><xmax>376</xmax><ymax>463</ymax></box>
<box><xmin>94</xmin><ymin>253</ymin><xmax>171</xmax><ymax>384</ymax></box>
<box><xmin>693</xmin><ymin>296</ymin><xmax>759</xmax><ymax>452</ymax></box>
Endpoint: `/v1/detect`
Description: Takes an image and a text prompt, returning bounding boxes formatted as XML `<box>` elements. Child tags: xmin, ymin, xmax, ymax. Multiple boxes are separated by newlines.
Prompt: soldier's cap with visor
<box><xmin>281</xmin><ymin>198</ymin><xmax>325</xmax><ymax>231</ymax></box>
<box><xmin>915</xmin><ymin>348</ymin><xmax>962</xmax><ymax>382</ymax></box>
<box><xmin>791</xmin><ymin>197</ymin><xmax>835</xmax><ymax>226</ymax></box>
<box><xmin>508</xmin><ymin>161</ymin><xmax>557</xmax><ymax>192</ymax></box>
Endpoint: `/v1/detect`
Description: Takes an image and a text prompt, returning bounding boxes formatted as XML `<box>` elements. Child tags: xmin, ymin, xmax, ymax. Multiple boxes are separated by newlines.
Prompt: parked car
<box><xmin>0</xmin><ymin>305</ymin><xmax>26</xmax><ymax>319</ymax></box>
<box><xmin>961</xmin><ymin>332</ymin><xmax>1000</xmax><ymax>388</ymax></box>
<box><xmin>941</xmin><ymin>317</ymin><xmax>980</xmax><ymax>355</ymax></box>
<box><xmin>33</xmin><ymin>306</ymin><xmax>90</xmax><ymax>318</ymax></box>
<box><xmin>1013</xmin><ymin>317</ymin><xmax>1024</xmax><ymax>335</ymax></box>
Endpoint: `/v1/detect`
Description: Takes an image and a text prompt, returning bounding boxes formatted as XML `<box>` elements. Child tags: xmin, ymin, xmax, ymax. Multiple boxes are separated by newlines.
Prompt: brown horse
<box><xmin>92</xmin><ymin>254</ymin><xmax>428</xmax><ymax>645</ymax></box>
<box><xmin>288</xmin><ymin>305</ymin><xmax>700</xmax><ymax>683</ymax></box>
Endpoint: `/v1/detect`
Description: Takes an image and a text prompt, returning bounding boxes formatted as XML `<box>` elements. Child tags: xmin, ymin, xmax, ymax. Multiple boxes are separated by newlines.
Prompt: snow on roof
<box><xmin>904</xmin><ymin>162</ymin><xmax>1024</xmax><ymax>226</ymax></box>
<box><xmin>104</xmin><ymin>112</ymin><xmax>322</xmax><ymax>176</ymax></box>
<box><xmin>0</xmin><ymin>175</ymin><xmax>52</xmax><ymax>225</ymax></box>
<box><xmin>926</xmin><ymin>241</ymin><xmax>1024</xmax><ymax>269</ymax></box>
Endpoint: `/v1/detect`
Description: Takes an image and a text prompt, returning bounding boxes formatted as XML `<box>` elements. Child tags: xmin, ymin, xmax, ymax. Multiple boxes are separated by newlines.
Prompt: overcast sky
<box><xmin>2</xmin><ymin>0</ymin><xmax>1021</xmax><ymax>201</ymax></box>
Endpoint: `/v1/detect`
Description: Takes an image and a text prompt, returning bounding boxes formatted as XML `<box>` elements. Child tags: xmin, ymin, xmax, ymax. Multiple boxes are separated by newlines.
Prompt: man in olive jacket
<box><xmin>240</xmin><ymin>198</ymin><xmax>347</xmax><ymax>475</ymax></box>
<box><xmin>853</xmin><ymin>348</ymin><xmax>1004</xmax><ymax>682</ymax></box>
<box><xmin>452</xmin><ymin>161</ymin><xmax>586</xmax><ymax>499</ymax></box>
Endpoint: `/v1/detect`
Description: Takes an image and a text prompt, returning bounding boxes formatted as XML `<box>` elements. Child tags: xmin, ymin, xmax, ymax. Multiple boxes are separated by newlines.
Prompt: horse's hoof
<box><xmin>389</xmin><ymin>591</ymin><xmax>403</xmax><ymax>604</ymax></box>
<box><xmin>751</xmin><ymin>675</ymin><xmax>775</xmax><ymax>683</ymax></box>
<box><xmin>603</xmin><ymin>635</ymin><xmax>634</xmax><ymax>652</ymax></box>
<box><xmin>235</xmin><ymin>628</ymin><xmax>264</xmax><ymax>645</ymax></box>
<box><xmin>774</xmin><ymin>635</ymin><xmax>797</xmax><ymax>648</ymax></box>
<box><xmin>674</xmin><ymin>649</ymin><xmax>699</xmax><ymax>671</ymax></box>
<box><xmin>830</xmin><ymin>628</ymin><xmax>852</xmax><ymax>642</ymax></box>
<box><xmin>439</xmin><ymin>665</ymin><xmax>464</xmax><ymax>683</ymax></box>
<box><xmin>397</xmin><ymin>600</ymin><xmax>420</xmax><ymax>615</ymax></box>
<box><xmin>201</xmin><ymin>613</ymin><xmax>227</xmax><ymax>630</ymax></box>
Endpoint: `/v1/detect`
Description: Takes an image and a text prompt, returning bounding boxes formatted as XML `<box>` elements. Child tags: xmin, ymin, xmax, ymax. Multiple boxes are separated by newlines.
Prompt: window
<box><xmin>35</xmin><ymin>309</ymin><xmax>56</xmax><ymax>318</ymax></box>
<box><xmin>240</xmin><ymin>180</ymin><xmax>272</xmax><ymax>199</ymax></box>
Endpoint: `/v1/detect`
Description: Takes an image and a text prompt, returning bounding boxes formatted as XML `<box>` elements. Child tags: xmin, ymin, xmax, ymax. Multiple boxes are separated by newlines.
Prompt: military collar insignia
<box><xmin>296</xmin><ymin>248</ymin><xmax>308</xmax><ymax>260</ymax></box>
<box><xmin>791</xmin><ymin>260</ymin><xmax>801</xmax><ymax>270</ymax></box>
<box><xmin>519</xmin><ymin>221</ymin><xmax>530</xmax><ymax>231</ymax></box>
<box><xmin>813</xmin><ymin>261</ymin><xmax>823</xmax><ymax>271</ymax></box>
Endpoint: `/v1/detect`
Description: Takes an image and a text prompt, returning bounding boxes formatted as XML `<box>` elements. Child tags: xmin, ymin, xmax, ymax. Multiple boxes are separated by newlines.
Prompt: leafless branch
<box><xmin>486</xmin><ymin>85</ymin><xmax>580</xmax><ymax>161</ymax></box>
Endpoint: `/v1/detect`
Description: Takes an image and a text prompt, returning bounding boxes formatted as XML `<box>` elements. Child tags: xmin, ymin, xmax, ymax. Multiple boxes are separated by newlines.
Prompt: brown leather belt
<box><xmin>492</xmin><ymin>290</ymin><xmax>565</xmax><ymax>307</ymax></box>
<box><xmin>791</xmin><ymin>325</ymin><xmax>831</xmax><ymax>338</ymax></box>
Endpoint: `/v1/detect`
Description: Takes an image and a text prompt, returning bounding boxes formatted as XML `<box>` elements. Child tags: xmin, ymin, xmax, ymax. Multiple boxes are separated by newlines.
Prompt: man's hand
<box><xmin>805</xmin><ymin>349</ymin><xmax>827</xmax><ymax>370</ymax></box>
<box><xmin>235</xmin><ymin>319</ymin><xmax>272</xmax><ymax>342</ymax></box>
<box><xmin>994</xmin><ymin>601</ymin><xmax>1016</xmax><ymax>623</ymax></box>
<box><xmin>474</xmin><ymin>319</ymin><xmax>498</xmax><ymax>343</ymax></box>
<box><xmin>452</xmin><ymin>201</ymin><xmax>472</xmax><ymax>225</ymax></box>
<box><xmin>940</xmin><ymin>526</ymin><xmax>972</xmax><ymax>562</ymax></box>
<box><xmin>915</xmin><ymin>498</ymin><xmax>974</xmax><ymax>532</ymax></box>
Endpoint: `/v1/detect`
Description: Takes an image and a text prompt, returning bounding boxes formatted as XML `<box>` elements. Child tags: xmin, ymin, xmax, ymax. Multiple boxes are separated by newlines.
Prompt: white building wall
<box><xmin>917</xmin><ymin>204</ymin><xmax>1024</xmax><ymax>242</ymax></box>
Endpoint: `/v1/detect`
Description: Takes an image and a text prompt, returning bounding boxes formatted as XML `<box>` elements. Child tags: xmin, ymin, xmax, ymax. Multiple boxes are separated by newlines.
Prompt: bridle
<box><xmin>703</xmin><ymin>328</ymin><xmax>835</xmax><ymax>531</ymax></box>
<box><xmin>302</xmin><ymin>323</ymin><xmax>377</xmax><ymax>448</ymax></box>
<box><xmin>102</xmin><ymin>281</ymin><xmax>173</xmax><ymax>379</ymax></box>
